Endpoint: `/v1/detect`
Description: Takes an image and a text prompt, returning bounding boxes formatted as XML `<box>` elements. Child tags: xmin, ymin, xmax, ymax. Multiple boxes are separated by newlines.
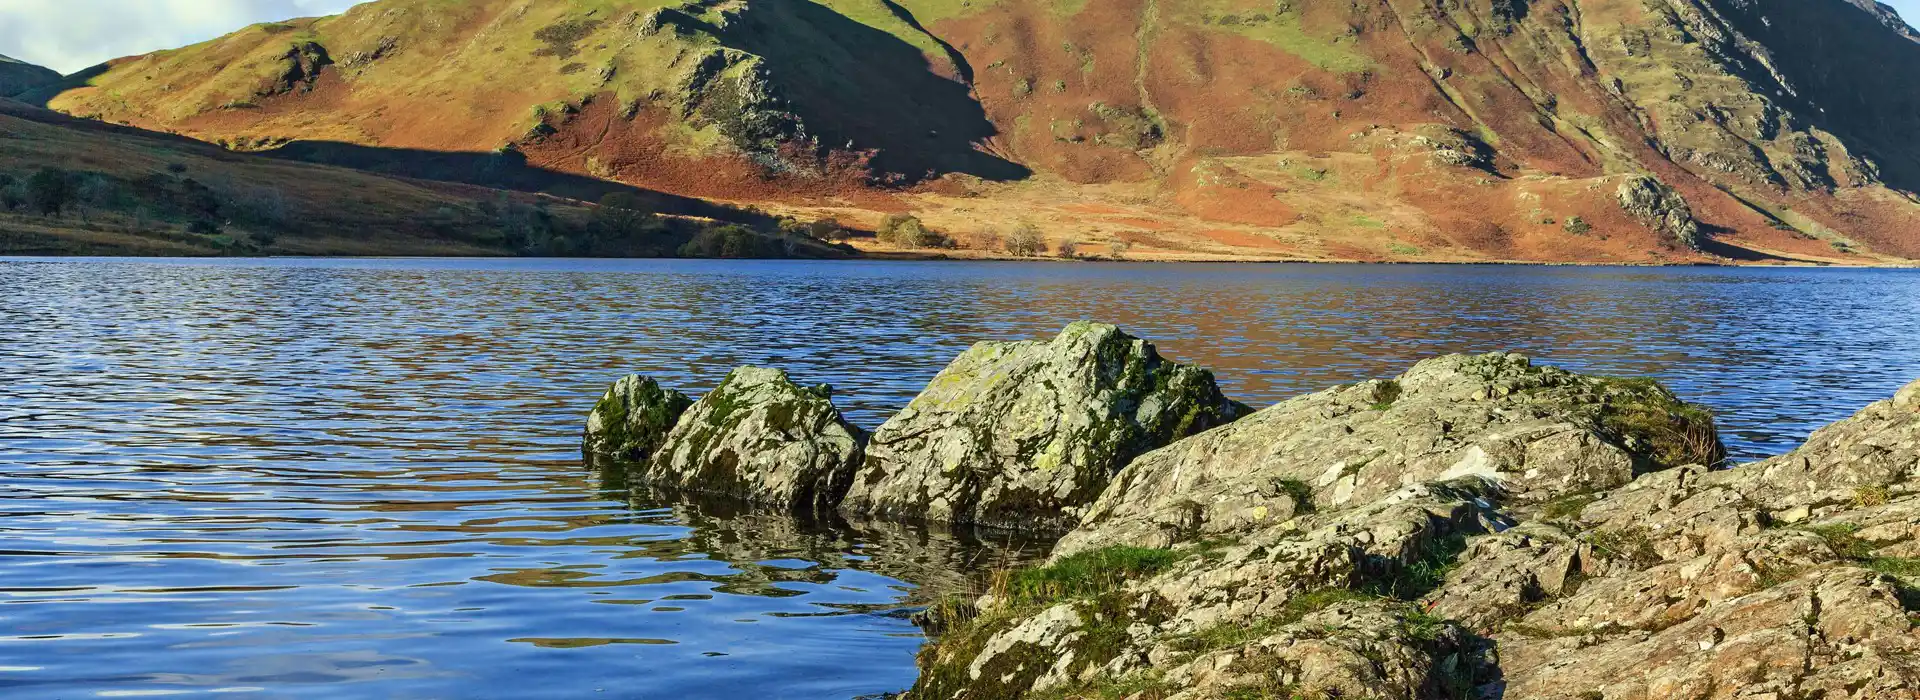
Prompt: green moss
<box><xmin>1369</xmin><ymin>380</ymin><xmax>1404</xmax><ymax>411</ymax></box>
<box><xmin>1273</xmin><ymin>479</ymin><xmax>1316</xmax><ymax>514</ymax></box>
<box><xmin>1540</xmin><ymin>492</ymin><xmax>1600</xmax><ymax>523</ymax></box>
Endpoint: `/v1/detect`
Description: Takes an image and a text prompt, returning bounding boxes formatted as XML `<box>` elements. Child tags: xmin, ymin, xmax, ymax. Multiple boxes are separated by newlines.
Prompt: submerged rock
<box><xmin>841</xmin><ymin>321</ymin><xmax>1248</xmax><ymax>532</ymax></box>
<box><xmin>1055</xmin><ymin>352</ymin><xmax>1722</xmax><ymax>556</ymax></box>
<box><xmin>582</xmin><ymin>374</ymin><xmax>695</xmax><ymax>465</ymax></box>
<box><xmin>641</xmin><ymin>367</ymin><xmax>865</xmax><ymax>512</ymax></box>
<box><xmin>911</xmin><ymin>369</ymin><xmax>1920</xmax><ymax>700</ymax></box>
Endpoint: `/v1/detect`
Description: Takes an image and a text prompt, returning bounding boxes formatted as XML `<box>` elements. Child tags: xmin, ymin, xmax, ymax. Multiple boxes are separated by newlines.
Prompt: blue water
<box><xmin>2</xmin><ymin>257</ymin><xmax>1917</xmax><ymax>699</ymax></box>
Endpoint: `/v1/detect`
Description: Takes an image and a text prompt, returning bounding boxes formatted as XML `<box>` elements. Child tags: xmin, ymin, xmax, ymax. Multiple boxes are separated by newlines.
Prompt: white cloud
<box><xmin>0</xmin><ymin>0</ymin><xmax>367</xmax><ymax>74</ymax></box>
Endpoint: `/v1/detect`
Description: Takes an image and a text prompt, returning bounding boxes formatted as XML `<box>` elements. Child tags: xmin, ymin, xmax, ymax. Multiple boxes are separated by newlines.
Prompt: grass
<box><xmin>1583</xmin><ymin>527</ymin><xmax>1662</xmax><ymax>568</ymax></box>
<box><xmin>1000</xmin><ymin>546</ymin><xmax>1179</xmax><ymax>603</ymax></box>
<box><xmin>1801</xmin><ymin>522</ymin><xmax>1920</xmax><ymax>577</ymax></box>
<box><xmin>1369</xmin><ymin>380</ymin><xmax>1403</xmax><ymax>411</ymax></box>
<box><xmin>1593</xmin><ymin>376</ymin><xmax>1726</xmax><ymax>469</ymax></box>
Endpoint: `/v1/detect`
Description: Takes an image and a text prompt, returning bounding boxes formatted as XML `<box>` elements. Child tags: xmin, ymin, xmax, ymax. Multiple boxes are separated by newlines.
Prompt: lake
<box><xmin>2</xmin><ymin>257</ymin><xmax>1917</xmax><ymax>699</ymax></box>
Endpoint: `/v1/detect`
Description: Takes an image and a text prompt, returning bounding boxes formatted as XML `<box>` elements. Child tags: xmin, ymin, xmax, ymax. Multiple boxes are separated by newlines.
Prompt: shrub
<box><xmin>807</xmin><ymin>218</ymin><xmax>849</xmax><ymax>241</ymax></box>
<box><xmin>877</xmin><ymin>213</ymin><xmax>950</xmax><ymax>248</ymax></box>
<box><xmin>1563</xmin><ymin>215</ymin><xmax>1592</xmax><ymax>235</ymax></box>
<box><xmin>1056</xmin><ymin>240</ymin><xmax>1079</xmax><ymax>258</ymax></box>
<box><xmin>26</xmin><ymin>167</ymin><xmax>74</xmax><ymax>216</ymax></box>
<box><xmin>678</xmin><ymin>225</ymin><xmax>780</xmax><ymax>258</ymax></box>
<box><xmin>1107</xmin><ymin>240</ymin><xmax>1131</xmax><ymax>258</ymax></box>
<box><xmin>1005</xmin><ymin>223</ymin><xmax>1045</xmax><ymax>256</ymax></box>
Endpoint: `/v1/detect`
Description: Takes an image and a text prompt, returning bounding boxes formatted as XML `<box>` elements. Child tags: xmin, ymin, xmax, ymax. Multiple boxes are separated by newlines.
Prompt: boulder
<box><xmin>640</xmin><ymin>367</ymin><xmax>865</xmax><ymax>512</ymax></box>
<box><xmin>910</xmin><ymin>366</ymin><xmax>1920</xmax><ymax>700</ymax></box>
<box><xmin>1054</xmin><ymin>353</ymin><xmax>1722</xmax><ymax>556</ymax></box>
<box><xmin>840</xmin><ymin>321</ymin><xmax>1248</xmax><ymax>532</ymax></box>
<box><xmin>582</xmin><ymin>374</ymin><xmax>694</xmax><ymax>465</ymax></box>
<box><xmin>1617</xmin><ymin>174</ymin><xmax>1703</xmax><ymax>249</ymax></box>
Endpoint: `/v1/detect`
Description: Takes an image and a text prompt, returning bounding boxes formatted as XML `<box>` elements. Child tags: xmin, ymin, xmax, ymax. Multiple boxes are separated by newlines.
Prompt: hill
<box><xmin>0</xmin><ymin>98</ymin><xmax>844</xmax><ymax>257</ymax></box>
<box><xmin>35</xmin><ymin>0</ymin><xmax>1920</xmax><ymax>264</ymax></box>
<box><xmin>0</xmin><ymin>54</ymin><xmax>60</xmax><ymax>97</ymax></box>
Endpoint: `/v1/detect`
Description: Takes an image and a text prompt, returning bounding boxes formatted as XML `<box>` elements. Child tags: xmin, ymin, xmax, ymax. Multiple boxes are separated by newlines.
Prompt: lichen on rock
<box><xmin>639</xmin><ymin>366</ymin><xmax>865</xmax><ymax>513</ymax></box>
<box><xmin>1616</xmin><ymin>175</ymin><xmax>1703</xmax><ymax>250</ymax></box>
<box><xmin>841</xmin><ymin>321</ymin><xmax>1249</xmax><ymax>533</ymax></box>
<box><xmin>582</xmin><ymin>373</ymin><xmax>694</xmax><ymax>466</ymax></box>
<box><xmin>911</xmin><ymin>367</ymin><xmax>1920</xmax><ymax>700</ymax></box>
<box><xmin>1054</xmin><ymin>352</ymin><xmax>1721</xmax><ymax>557</ymax></box>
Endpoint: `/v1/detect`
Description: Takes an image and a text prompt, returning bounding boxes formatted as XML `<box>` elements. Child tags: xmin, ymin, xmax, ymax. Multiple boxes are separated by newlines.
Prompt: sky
<box><xmin>0</xmin><ymin>0</ymin><xmax>368</xmax><ymax>75</ymax></box>
<box><xmin>0</xmin><ymin>0</ymin><xmax>1916</xmax><ymax>75</ymax></box>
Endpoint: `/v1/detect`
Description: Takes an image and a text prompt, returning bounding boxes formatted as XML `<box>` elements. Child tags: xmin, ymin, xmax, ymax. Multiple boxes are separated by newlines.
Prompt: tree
<box><xmin>26</xmin><ymin>168</ymin><xmax>73</xmax><ymax>216</ymax></box>
<box><xmin>1056</xmin><ymin>240</ymin><xmax>1079</xmax><ymax>258</ymax></box>
<box><xmin>1004</xmin><ymin>223</ymin><xmax>1045</xmax><ymax>257</ymax></box>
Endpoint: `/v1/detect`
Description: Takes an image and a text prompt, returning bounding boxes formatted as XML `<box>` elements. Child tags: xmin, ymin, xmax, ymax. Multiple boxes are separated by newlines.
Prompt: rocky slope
<box><xmin>35</xmin><ymin>0</ymin><xmax>1920</xmax><ymax>263</ymax></box>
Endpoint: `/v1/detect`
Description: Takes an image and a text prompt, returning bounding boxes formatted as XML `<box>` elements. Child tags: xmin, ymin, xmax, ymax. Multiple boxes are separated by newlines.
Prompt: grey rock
<box><xmin>1616</xmin><ymin>175</ymin><xmax>1703</xmax><ymax>249</ymax></box>
<box><xmin>582</xmin><ymin>374</ymin><xmax>694</xmax><ymax>465</ymax></box>
<box><xmin>842</xmin><ymin>321</ymin><xmax>1248</xmax><ymax>532</ymax></box>
<box><xmin>1054</xmin><ymin>352</ymin><xmax>1721</xmax><ymax>557</ymax></box>
<box><xmin>642</xmin><ymin>367</ymin><xmax>865</xmax><ymax>512</ymax></box>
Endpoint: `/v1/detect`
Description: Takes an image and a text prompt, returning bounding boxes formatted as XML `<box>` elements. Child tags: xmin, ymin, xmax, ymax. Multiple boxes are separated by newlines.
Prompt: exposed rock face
<box><xmin>1055</xmin><ymin>353</ymin><xmax>1721</xmax><ymax>557</ymax></box>
<box><xmin>841</xmin><ymin>322</ymin><xmax>1248</xmax><ymax>532</ymax></box>
<box><xmin>582</xmin><ymin>374</ymin><xmax>694</xmax><ymax>465</ymax></box>
<box><xmin>1617</xmin><ymin>175</ymin><xmax>1704</xmax><ymax>250</ymax></box>
<box><xmin>912</xmin><ymin>365</ymin><xmax>1920</xmax><ymax>700</ymax></box>
<box><xmin>640</xmin><ymin>367</ymin><xmax>865</xmax><ymax>512</ymax></box>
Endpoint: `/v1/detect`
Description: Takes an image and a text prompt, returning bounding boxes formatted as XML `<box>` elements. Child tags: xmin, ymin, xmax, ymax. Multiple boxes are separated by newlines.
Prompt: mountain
<box><xmin>0</xmin><ymin>54</ymin><xmax>60</xmax><ymax>97</ymax></box>
<box><xmin>35</xmin><ymin>0</ymin><xmax>1920</xmax><ymax>263</ymax></box>
<box><xmin>0</xmin><ymin>97</ymin><xmax>837</xmax><ymax>257</ymax></box>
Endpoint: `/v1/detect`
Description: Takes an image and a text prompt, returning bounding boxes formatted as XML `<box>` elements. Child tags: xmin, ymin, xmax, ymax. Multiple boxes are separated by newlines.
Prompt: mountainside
<box><xmin>0</xmin><ymin>98</ymin><xmax>836</xmax><ymax>257</ymax></box>
<box><xmin>37</xmin><ymin>0</ymin><xmax>1920</xmax><ymax>263</ymax></box>
<box><xmin>0</xmin><ymin>54</ymin><xmax>60</xmax><ymax>97</ymax></box>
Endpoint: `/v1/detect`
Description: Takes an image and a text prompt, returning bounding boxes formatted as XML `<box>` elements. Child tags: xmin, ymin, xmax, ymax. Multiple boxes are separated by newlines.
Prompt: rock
<box><xmin>908</xmin><ymin>356</ymin><xmax>1920</xmax><ymax>700</ymax></box>
<box><xmin>640</xmin><ymin>367</ymin><xmax>865</xmax><ymax>512</ymax></box>
<box><xmin>582</xmin><ymin>374</ymin><xmax>694</xmax><ymax>465</ymax></box>
<box><xmin>1616</xmin><ymin>175</ymin><xmax>1703</xmax><ymax>249</ymax></box>
<box><xmin>842</xmin><ymin>322</ymin><xmax>1248</xmax><ymax>532</ymax></box>
<box><xmin>1054</xmin><ymin>353</ymin><xmax>1721</xmax><ymax>557</ymax></box>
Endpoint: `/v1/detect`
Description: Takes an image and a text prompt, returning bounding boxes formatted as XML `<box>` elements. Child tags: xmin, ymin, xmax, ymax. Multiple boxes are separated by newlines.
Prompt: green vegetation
<box><xmin>1002</xmin><ymin>546</ymin><xmax>1178</xmax><ymax>603</ymax></box>
<box><xmin>1369</xmin><ymin>380</ymin><xmax>1404</xmax><ymax>411</ymax></box>
<box><xmin>1361</xmin><ymin>533</ymin><xmax>1468</xmax><ymax>599</ymax></box>
<box><xmin>1172</xmin><ymin>2</ymin><xmax>1375</xmax><ymax>73</ymax></box>
<box><xmin>1593</xmin><ymin>377</ymin><xmax>1726</xmax><ymax>469</ymax></box>
<box><xmin>876</xmin><ymin>213</ymin><xmax>952</xmax><ymax>248</ymax></box>
<box><xmin>1801</xmin><ymin>522</ymin><xmax>1920</xmax><ymax>577</ymax></box>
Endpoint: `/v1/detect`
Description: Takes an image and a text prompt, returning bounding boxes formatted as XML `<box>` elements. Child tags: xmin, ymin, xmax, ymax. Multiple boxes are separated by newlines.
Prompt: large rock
<box><xmin>639</xmin><ymin>367</ymin><xmax>865</xmax><ymax>512</ymax></box>
<box><xmin>1054</xmin><ymin>352</ymin><xmax>1723</xmax><ymax>556</ymax></box>
<box><xmin>1617</xmin><ymin>175</ymin><xmax>1703</xmax><ymax>250</ymax></box>
<box><xmin>840</xmin><ymin>322</ymin><xmax>1248</xmax><ymax>532</ymax></box>
<box><xmin>582</xmin><ymin>374</ymin><xmax>694</xmax><ymax>466</ymax></box>
<box><xmin>909</xmin><ymin>369</ymin><xmax>1920</xmax><ymax>700</ymax></box>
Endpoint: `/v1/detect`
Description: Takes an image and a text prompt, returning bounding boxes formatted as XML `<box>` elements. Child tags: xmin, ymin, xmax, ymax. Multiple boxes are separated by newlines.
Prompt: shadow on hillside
<box><xmin>266</xmin><ymin>141</ymin><xmax>778</xmax><ymax>227</ymax></box>
<box><xmin>686</xmin><ymin>0</ymin><xmax>1029</xmax><ymax>183</ymax></box>
<box><xmin>1708</xmin><ymin>0</ymin><xmax>1920</xmax><ymax>192</ymax></box>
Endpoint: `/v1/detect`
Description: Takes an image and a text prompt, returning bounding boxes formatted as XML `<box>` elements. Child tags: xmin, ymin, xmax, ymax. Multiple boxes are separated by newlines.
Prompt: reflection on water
<box><xmin>1</xmin><ymin>257</ymin><xmax>1917</xmax><ymax>698</ymax></box>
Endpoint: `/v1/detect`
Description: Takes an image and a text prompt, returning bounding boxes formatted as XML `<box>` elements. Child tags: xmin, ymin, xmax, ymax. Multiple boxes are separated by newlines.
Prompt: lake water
<box><xmin>2</xmin><ymin>257</ymin><xmax>1917</xmax><ymax>699</ymax></box>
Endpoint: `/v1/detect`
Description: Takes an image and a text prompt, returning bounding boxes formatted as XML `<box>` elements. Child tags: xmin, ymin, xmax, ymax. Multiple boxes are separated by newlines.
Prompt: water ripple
<box><xmin>2</xmin><ymin>257</ymin><xmax>1918</xmax><ymax>698</ymax></box>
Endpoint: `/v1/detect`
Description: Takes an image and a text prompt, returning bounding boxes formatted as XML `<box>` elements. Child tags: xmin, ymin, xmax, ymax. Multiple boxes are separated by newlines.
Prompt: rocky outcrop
<box><xmin>841</xmin><ymin>322</ymin><xmax>1248</xmax><ymax>533</ymax></box>
<box><xmin>1055</xmin><ymin>352</ymin><xmax>1721</xmax><ymax>556</ymax></box>
<box><xmin>639</xmin><ymin>367</ymin><xmax>865</xmax><ymax>512</ymax></box>
<box><xmin>582</xmin><ymin>374</ymin><xmax>694</xmax><ymax>465</ymax></box>
<box><xmin>911</xmin><ymin>363</ymin><xmax>1920</xmax><ymax>700</ymax></box>
<box><xmin>1617</xmin><ymin>175</ymin><xmax>1704</xmax><ymax>250</ymax></box>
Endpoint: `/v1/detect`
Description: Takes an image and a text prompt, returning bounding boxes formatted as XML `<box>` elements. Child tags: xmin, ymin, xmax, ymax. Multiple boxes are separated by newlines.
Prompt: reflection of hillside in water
<box><xmin>587</xmin><ymin>465</ymin><xmax>1047</xmax><ymax>602</ymax></box>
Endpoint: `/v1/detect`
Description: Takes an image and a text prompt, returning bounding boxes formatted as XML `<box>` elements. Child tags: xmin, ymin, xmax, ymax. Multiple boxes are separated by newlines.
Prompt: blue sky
<box><xmin>0</xmin><ymin>0</ymin><xmax>1914</xmax><ymax>75</ymax></box>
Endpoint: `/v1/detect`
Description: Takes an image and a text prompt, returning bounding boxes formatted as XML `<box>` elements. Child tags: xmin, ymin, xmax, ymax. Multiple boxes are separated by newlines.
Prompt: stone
<box><xmin>842</xmin><ymin>322</ymin><xmax>1248</xmax><ymax>532</ymax></box>
<box><xmin>640</xmin><ymin>367</ymin><xmax>865</xmax><ymax>512</ymax></box>
<box><xmin>910</xmin><ymin>360</ymin><xmax>1920</xmax><ymax>700</ymax></box>
<box><xmin>1617</xmin><ymin>175</ymin><xmax>1703</xmax><ymax>249</ymax></box>
<box><xmin>1054</xmin><ymin>353</ymin><xmax>1721</xmax><ymax>557</ymax></box>
<box><xmin>582</xmin><ymin>374</ymin><xmax>694</xmax><ymax>465</ymax></box>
